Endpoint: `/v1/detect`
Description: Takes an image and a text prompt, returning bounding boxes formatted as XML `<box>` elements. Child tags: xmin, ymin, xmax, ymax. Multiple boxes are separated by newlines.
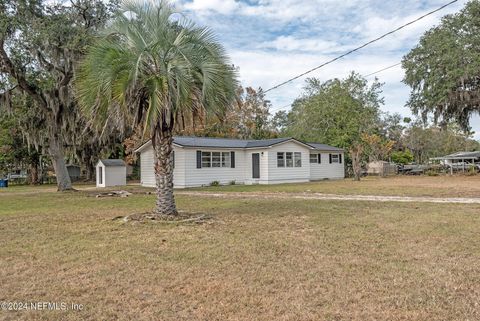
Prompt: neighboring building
<box><xmin>431</xmin><ymin>151</ymin><xmax>480</xmax><ymax>172</ymax></box>
<box><xmin>96</xmin><ymin>159</ymin><xmax>127</xmax><ymax>188</ymax></box>
<box><xmin>367</xmin><ymin>161</ymin><xmax>397</xmax><ymax>176</ymax></box>
<box><xmin>136</xmin><ymin>137</ymin><xmax>345</xmax><ymax>188</ymax></box>
<box><xmin>66</xmin><ymin>164</ymin><xmax>81</xmax><ymax>181</ymax></box>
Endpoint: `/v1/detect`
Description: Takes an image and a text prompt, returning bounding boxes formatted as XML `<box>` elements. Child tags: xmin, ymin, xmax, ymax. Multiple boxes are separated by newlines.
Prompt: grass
<box><xmin>1</xmin><ymin>180</ymin><xmax>480</xmax><ymax>320</ymax></box>
<box><xmin>192</xmin><ymin>175</ymin><xmax>480</xmax><ymax>198</ymax></box>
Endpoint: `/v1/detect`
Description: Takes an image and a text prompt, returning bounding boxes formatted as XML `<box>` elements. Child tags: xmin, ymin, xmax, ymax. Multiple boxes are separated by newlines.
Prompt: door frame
<box><xmin>252</xmin><ymin>153</ymin><xmax>260</xmax><ymax>179</ymax></box>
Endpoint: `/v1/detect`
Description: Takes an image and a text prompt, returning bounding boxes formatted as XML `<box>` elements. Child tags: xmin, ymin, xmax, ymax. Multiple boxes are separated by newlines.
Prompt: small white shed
<box><xmin>96</xmin><ymin>159</ymin><xmax>127</xmax><ymax>188</ymax></box>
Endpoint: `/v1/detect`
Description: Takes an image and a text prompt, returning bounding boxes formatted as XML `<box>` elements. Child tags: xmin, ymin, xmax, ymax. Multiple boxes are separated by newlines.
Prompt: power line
<box><xmin>364</xmin><ymin>62</ymin><xmax>402</xmax><ymax>77</ymax></box>
<box><xmin>269</xmin><ymin>62</ymin><xmax>403</xmax><ymax>114</ymax></box>
<box><xmin>263</xmin><ymin>0</ymin><xmax>458</xmax><ymax>94</ymax></box>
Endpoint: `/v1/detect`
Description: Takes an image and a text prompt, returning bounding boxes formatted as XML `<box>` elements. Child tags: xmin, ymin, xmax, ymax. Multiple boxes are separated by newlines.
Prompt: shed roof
<box><xmin>135</xmin><ymin>136</ymin><xmax>342</xmax><ymax>152</ymax></box>
<box><xmin>98</xmin><ymin>159</ymin><xmax>126</xmax><ymax>167</ymax></box>
<box><xmin>431</xmin><ymin>151</ymin><xmax>480</xmax><ymax>160</ymax></box>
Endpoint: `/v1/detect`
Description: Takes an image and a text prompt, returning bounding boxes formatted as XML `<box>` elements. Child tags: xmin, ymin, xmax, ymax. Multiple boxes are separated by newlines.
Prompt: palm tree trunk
<box><xmin>153</xmin><ymin>131</ymin><xmax>177</xmax><ymax>215</ymax></box>
<box><xmin>49</xmin><ymin>136</ymin><xmax>73</xmax><ymax>191</ymax></box>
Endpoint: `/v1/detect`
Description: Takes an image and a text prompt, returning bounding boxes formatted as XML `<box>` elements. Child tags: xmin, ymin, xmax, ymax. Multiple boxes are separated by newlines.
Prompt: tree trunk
<box><xmin>28</xmin><ymin>162</ymin><xmax>40</xmax><ymax>185</ymax></box>
<box><xmin>153</xmin><ymin>131</ymin><xmax>177</xmax><ymax>215</ymax></box>
<box><xmin>85</xmin><ymin>163</ymin><xmax>95</xmax><ymax>181</ymax></box>
<box><xmin>49</xmin><ymin>136</ymin><xmax>73</xmax><ymax>191</ymax></box>
<box><xmin>350</xmin><ymin>144</ymin><xmax>364</xmax><ymax>181</ymax></box>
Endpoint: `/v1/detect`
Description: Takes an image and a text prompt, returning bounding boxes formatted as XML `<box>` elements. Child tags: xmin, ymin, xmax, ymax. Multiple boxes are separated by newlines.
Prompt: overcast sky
<box><xmin>174</xmin><ymin>0</ymin><xmax>480</xmax><ymax>139</ymax></box>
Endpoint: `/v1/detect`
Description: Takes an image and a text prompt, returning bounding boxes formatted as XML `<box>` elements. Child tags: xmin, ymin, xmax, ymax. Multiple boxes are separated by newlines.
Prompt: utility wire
<box><xmin>364</xmin><ymin>62</ymin><xmax>402</xmax><ymax>77</ymax></box>
<box><xmin>263</xmin><ymin>0</ymin><xmax>458</xmax><ymax>94</ymax></box>
<box><xmin>269</xmin><ymin>62</ymin><xmax>403</xmax><ymax>113</ymax></box>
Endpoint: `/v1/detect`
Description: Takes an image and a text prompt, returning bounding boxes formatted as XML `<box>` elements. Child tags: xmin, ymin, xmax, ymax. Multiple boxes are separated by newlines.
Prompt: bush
<box><xmin>391</xmin><ymin>150</ymin><xmax>414</xmax><ymax>165</ymax></box>
<box><xmin>465</xmin><ymin>166</ymin><xmax>478</xmax><ymax>176</ymax></box>
<box><xmin>210</xmin><ymin>180</ymin><xmax>220</xmax><ymax>186</ymax></box>
<box><xmin>425</xmin><ymin>169</ymin><xmax>439</xmax><ymax>176</ymax></box>
<box><xmin>229</xmin><ymin>180</ymin><xmax>236</xmax><ymax>185</ymax></box>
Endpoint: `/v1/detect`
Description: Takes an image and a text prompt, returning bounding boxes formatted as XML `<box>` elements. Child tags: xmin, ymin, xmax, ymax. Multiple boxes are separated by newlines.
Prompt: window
<box><xmin>309</xmin><ymin>154</ymin><xmax>318</xmax><ymax>164</ymax></box>
<box><xmin>294</xmin><ymin>152</ymin><xmax>302</xmax><ymax>167</ymax></box>
<box><xmin>222</xmin><ymin>152</ymin><xmax>231</xmax><ymax>167</ymax></box>
<box><xmin>331</xmin><ymin>154</ymin><xmax>339</xmax><ymax>163</ymax></box>
<box><xmin>201</xmin><ymin>152</ymin><xmax>211</xmax><ymax>168</ymax></box>
<box><xmin>277</xmin><ymin>152</ymin><xmax>285</xmax><ymax>167</ymax></box>
<box><xmin>286</xmin><ymin>152</ymin><xmax>293</xmax><ymax>167</ymax></box>
<box><xmin>201</xmin><ymin>151</ymin><xmax>231</xmax><ymax>168</ymax></box>
<box><xmin>212</xmin><ymin>152</ymin><xmax>221</xmax><ymax>167</ymax></box>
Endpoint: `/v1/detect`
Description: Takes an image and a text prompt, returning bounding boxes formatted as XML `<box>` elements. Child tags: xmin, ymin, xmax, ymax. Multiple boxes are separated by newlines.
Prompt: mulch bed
<box><xmin>112</xmin><ymin>211</ymin><xmax>213</xmax><ymax>224</ymax></box>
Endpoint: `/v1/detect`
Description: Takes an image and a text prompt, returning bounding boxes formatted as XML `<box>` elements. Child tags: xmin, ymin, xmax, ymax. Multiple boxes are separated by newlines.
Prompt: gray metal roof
<box><xmin>136</xmin><ymin>136</ymin><xmax>342</xmax><ymax>152</ymax></box>
<box><xmin>99</xmin><ymin>159</ymin><xmax>126</xmax><ymax>167</ymax></box>
<box><xmin>434</xmin><ymin>151</ymin><xmax>480</xmax><ymax>160</ymax></box>
<box><xmin>307</xmin><ymin>143</ymin><xmax>344</xmax><ymax>152</ymax></box>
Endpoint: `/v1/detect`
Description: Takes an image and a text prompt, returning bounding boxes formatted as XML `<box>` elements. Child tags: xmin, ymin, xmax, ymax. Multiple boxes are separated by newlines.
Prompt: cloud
<box><xmin>182</xmin><ymin>0</ymin><xmax>240</xmax><ymax>15</ymax></box>
<box><xmin>176</xmin><ymin>0</ymin><xmax>479</xmax><ymax>138</ymax></box>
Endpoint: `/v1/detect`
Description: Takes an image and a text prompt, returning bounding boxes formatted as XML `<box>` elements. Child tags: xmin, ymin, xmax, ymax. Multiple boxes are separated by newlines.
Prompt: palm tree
<box><xmin>76</xmin><ymin>1</ymin><xmax>238</xmax><ymax>215</ymax></box>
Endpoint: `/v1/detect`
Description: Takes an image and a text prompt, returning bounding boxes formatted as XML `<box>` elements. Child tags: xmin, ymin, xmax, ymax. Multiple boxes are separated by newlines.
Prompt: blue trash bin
<box><xmin>0</xmin><ymin>179</ymin><xmax>5</xmax><ymax>188</ymax></box>
<box><xmin>3</xmin><ymin>179</ymin><xmax>7</xmax><ymax>188</ymax></box>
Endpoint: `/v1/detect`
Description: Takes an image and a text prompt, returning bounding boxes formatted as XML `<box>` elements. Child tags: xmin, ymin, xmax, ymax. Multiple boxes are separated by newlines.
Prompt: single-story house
<box><xmin>136</xmin><ymin>136</ymin><xmax>345</xmax><ymax>188</ymax></box>
<box><xmin>96</xmin><ymin>159</ymin><xmax>127</xmax><ymax>188</ymax></box>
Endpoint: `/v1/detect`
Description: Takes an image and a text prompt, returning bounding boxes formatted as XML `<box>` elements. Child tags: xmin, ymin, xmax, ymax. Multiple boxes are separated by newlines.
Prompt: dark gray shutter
<box><xmin>318</xmin><ymin>153</ymin><xmax>321</xmax><ymax>163</ymax></box>
<box><xmin>231</xmin><ymin>151</ymin><xmax>235</xmax><ymax>168</ymax></box>
<box><xmin>172</xmin><ymin>151</ymin><xmax>175</xmax><ymax>168</ymax></box>
<box><xmin>196</xmin><ymin>150</ymin><xmax>202</xmax><ymax>168</ymax></box>
<box><xmin>329</xmin><ymin>154</ymin><xmax>332</xmax><ymax>164</ymax></box>
<box><xmin>339</xmin><ymin>154</ymin><xmax>342</xmax><ymax>164</ymax></box>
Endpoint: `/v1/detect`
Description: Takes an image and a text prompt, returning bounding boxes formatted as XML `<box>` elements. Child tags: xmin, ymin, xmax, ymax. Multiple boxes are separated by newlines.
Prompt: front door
<box><xmin>252</xmin><ymin>153</ymin><xmax>260</xmax><ymax>179</ymax></box>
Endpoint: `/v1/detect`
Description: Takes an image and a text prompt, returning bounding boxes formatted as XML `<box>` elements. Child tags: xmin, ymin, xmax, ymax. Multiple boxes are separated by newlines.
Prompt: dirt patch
<box><xmin>177</xmin><ymin>191</ymin><xmax>480</xmax><ymax>204</ymax></box>
<box><xmin>113</xmin><ymin>211</ymin><xmax>213</xmax><ymax>224</ymax></box>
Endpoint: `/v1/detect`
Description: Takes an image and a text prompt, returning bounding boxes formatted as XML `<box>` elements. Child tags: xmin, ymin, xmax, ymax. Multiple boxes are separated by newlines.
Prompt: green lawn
<box><xmin>1</xmin><ymin>181</ymin><xmax>480</xmax><ymax>320</ymax></box>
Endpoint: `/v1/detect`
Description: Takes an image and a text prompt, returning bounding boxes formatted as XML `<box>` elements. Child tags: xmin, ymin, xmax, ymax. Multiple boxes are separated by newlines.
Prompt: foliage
<box><xmin>391</xmin><ymin>150</ymin><xmax>414</xmax><ymax>165</ymax></box>
<box><xmin>210</xmin><ymin>181</ymin><xmax>220</xmax><ymax>187</ymax></box>
<box><xmin>0</xmin><ymin>0</ymin><xmax>116</xmax><ymax>189</ymax></box>
<box><xmin>361</xmin><ymin>133</ymin><xmax>395</xmax><ymax>162</ymax></box>
<box><xmin>283</xmin><ymin>72</ymin><xmax>383</xmax><ymax>149</ymax></box>
<box><xmin>403</xmin><ymin>122</ymin><xmax>479</xmax><ymax>163</ymax></box>
<box><xmin>76</xmin><ymin>1</ymin><xmax>238</xmax><ymax>214</ymax></box>
<box><xmin>402</xmin><ymin>0</ymin><xmax>480</xmax><ymax>129</ymax></box>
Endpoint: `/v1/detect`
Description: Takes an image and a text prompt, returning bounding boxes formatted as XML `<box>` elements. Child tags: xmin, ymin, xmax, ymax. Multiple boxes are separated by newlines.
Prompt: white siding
<box><xmin>266</xmin><ymin>142</ymin><xmax>311</xmax><ymax>183</ymax></box>
<box><xmin>96</xmin><ymin>163</ymin><xmax>126</xmax><ymax>187</ymax></box>
<box><xmin>138</xmin><ymin>140</ymin><xmax>345</xmax><ymax>188</ymax></box>
<box><xmin>140</xmin><ymin>147</ymin><xmax>155</xmax><ymax>187</ymax></box>
<box><xmin>183</xmin><ymin>148</ymin><xmax>246</xmax><ymax>187</ymax></box>
<box><xmin>243</xmin><ymin>149</ymin><xmax>269</xmax><ymax>184</ymax></box>
<box><xmin>140</xmin><ymin>146</ymin><xmax>186</xmax><ymax>187</ymax></box>
<box><xmin>309</xmin><ymin>152</ymin><xmax>345</xmax><ymax>180</ymax></box>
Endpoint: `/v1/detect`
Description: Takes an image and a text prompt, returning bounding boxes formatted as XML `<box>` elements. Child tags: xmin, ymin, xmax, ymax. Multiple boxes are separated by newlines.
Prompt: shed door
<box><xmin>99</xmin><ymin>166</ymin><xmax>103</xmax><ymax>185</ymax></box>
<box><xmin>252</xmin><ymin>153</ymin><xmax>260</xmax><ymax>179</ymax></box>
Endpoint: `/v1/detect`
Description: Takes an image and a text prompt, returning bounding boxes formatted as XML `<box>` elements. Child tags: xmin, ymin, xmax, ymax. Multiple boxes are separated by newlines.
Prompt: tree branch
<box><xmin>0</xmin><ymin>34</ymin><xmax>48</xmax><ymax>110</ymax></box>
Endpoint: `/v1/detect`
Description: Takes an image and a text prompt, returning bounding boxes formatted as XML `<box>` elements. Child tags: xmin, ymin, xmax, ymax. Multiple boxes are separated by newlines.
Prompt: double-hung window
<box><xmin>294</xmin><ymin>152</ymin><xmax>302</xmax><ymax>167</ymax></box>
<box><xmin>201</xmin><ymin>151</ymin><xmax>231</xmax><ymax>168</ymax></box>
<box><xmin>331</xmin><ymin>154</ymin><xmax>340</xmax><ymax>163</ymax></box>
<box><xmin>277</xmin><ymin>152</ymin><xmax>302</xmax><ymax>167</ymax></box>
<box><xmin>277</xmin><ymin>152</ymin><xmax>285</xmax><ymax>167</ymax></box>
<box><xmin>310</xmin><ymin>153</ymin><xmax>321</xmax><ymax>164</ymax></box>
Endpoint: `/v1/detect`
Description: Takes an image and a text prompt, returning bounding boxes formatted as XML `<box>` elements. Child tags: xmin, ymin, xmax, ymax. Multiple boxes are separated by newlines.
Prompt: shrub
<box><xmin>391</xmin><ymin>150</ymin><xmax>414</xmax><ymax>165</ymax></box>
<box><xmin>210</xmin><ymin>180</ymin><xmax>220</xmax><ymax>186</ymax></box>
<box><xmin>229</xmin><ymin>180</ymin><xmax>236</xmax><ymax>185</ymax></box>
<box><xmin>425</xmin><ymin>169</ymin><xmax>439</xmax><ymax>176</ymax></box>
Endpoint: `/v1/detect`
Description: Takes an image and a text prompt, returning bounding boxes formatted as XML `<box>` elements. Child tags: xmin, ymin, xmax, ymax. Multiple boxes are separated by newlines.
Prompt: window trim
<box><xmin>200</xmin><ymin>151</ymin><xmax>232</xmax><ymax>168</ymax></box>
<box><xmin>294</xmin><ymin>152</ymin><xmax>302</xmax><ymax>167</ymax></box>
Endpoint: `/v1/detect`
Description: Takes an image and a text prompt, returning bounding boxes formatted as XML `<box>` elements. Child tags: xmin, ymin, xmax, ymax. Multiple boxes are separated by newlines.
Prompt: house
<box><xmin>96</xmin><ymin>159</ymin><xmax>127</xmax><ymax>188</ymax></box>
<box><xmin>136</xmin><ymin>137</ymin><xmax>345</xmax><ymax>188</ymax></box>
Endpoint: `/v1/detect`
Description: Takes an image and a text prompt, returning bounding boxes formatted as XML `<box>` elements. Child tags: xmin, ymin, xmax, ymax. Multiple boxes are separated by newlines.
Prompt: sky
<box><xmin>174</xmin><ymin>0</ymin><xmax>480</xmax><ymax>139</ymax></box>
